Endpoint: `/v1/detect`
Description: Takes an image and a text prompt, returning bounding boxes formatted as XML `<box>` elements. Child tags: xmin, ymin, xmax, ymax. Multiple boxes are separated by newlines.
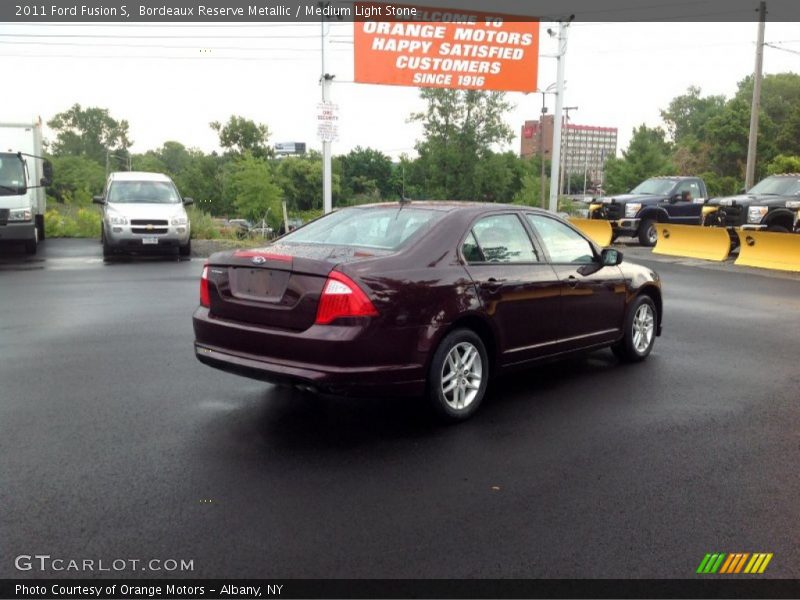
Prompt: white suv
<box><xmin>94</xmin><ymin>172</ymin><xmax>192</xmax><ymax>259</ymax></box>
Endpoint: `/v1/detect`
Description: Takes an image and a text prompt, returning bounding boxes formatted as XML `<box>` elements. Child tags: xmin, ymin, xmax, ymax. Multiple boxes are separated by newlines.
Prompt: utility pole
<box><xmin>548</xmin><ymin>16</ymin><xmax>573</xmax><ymax>213</ymax></box>
<box><xmin>318</xmin><ymin>2</ymin><xmax>342</xmax><ymax>214</ymax></box>
<box><xmin>560</xmin><ymin>106</ymin><xmax>578</xmax><ymax>196</ymax></box>
<box><xmin>745</xmin><ymin>0</ymin><xmax>766</xmax><ymax>191</ymax></box>
<box><xmin>537</xmin><ymin>83</ymin><xmax>557</xmax><ymax>209</ymax></box>
<box><xmin>320</xmin><ymin>11</ymin><xmax>333</xmax><ymax>214</ymax></box>
<box><xmin>540</xmin><ymin>106</ymin><xmax>547</xmax><ymax>209</ymax></box>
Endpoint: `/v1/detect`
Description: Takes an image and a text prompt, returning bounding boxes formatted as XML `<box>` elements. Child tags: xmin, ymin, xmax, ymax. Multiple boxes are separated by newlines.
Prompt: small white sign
<box><xmin>317</xmin><ymin>122</ymin><xmax>339</xmax><ymax>142</ymax></box>
<box><xmin>317</xmin><ymin>102</ymin><xmax>339</xmax><ymax>141</ymax></box>
<box><xmin>317</xmin><ymin>102</ymin><xmax>339</xmax><ymax>121</ymax></box>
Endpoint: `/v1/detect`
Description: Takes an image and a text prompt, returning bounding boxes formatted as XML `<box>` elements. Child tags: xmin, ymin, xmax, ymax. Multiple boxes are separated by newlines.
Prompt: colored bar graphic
<box><xmin>758</xmin><ymin>553</ymin><xmax>773</xmax><ymax>573</ymax></box>
<box><xmin>699</xmin><ymin>552</ymin><xmax>773</xmax><ymax>575</ymax></box>
<box><xmin>697</xmin><ymin>554</ymin><xmax>713</xmax><ymax>574</ymax></box>
<box><xmin>734</xmin><ymin>553</ymin><xmax>749</xmax><ymax>573</ymax></box>
<box><xmin>744</xmin><ymin>554</ymin><xmax>760</xmax><ymax>574</ymax></box>
<box><xmin>719</xmin><ymin>554</ymin><xmax>735</xmax><ymax>574</ymax></box>
<box><xmin>711</xmin><ymin>553</ymin><xmax>726</xmax><ymax>573</ymax></box>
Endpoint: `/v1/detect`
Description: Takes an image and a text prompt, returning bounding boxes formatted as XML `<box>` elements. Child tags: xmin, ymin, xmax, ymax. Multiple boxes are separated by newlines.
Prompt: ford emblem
<box><xmin>251</xmin><ymin>256</ymin><xmax>267</xmax><ymax>265</ymax></box>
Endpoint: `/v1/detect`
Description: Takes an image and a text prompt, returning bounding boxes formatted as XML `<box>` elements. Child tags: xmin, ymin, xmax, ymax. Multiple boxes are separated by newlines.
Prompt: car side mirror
<box><xmin>92</xmin><ymin>195</ymin><xmax>105</xmax><ymax>205</ymax></box>
<box><xmin>183</xmin><ymin>197</ymin><xmax>194</xmax><ymax>206</ymax></box>
<box><xmin>601</xmin><ymin>248</ymin><xmax>623</xmax><ymax>266</ymax></box>
<box><xmin>41</xmin><ymin>160</ymin><xmax>53</xmax><ymax>186</ymax></box>
<box><xmin>669</xmin><ymin>193</ymin><xmax>681</xmax><ymax>204</ymax></box>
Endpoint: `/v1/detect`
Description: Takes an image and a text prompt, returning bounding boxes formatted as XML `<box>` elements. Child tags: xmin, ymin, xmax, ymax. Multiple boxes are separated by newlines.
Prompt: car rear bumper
<box><xmin>192</xmin><ymin>307</ymin><xmax>427</xmax><ymax>397</ymax></box>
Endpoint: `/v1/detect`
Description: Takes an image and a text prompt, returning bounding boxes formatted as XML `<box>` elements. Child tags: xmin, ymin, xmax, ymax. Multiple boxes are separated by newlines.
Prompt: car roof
<box><xmin>348</xmin><ymin>200</ymin><xmax>552</xmax><ymax>216</ymax></box>
<box><xmin>108</xmin><ymin>171</ymin><xmax>173</xmax><ymax>182</ymax></box>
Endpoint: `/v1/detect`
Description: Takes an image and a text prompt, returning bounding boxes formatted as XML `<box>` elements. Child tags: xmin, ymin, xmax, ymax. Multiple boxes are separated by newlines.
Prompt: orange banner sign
<box><xmin>353</xmin><ymin>4</ymin><xmax>539</xmax><ymax>93</ymax></box>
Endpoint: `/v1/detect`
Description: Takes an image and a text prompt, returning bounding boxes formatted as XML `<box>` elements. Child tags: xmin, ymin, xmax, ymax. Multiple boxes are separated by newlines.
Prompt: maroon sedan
<box><xmin>193</xmin><ymin>202</ymin><xmax>662</xmax><ymax>421</ymax></box>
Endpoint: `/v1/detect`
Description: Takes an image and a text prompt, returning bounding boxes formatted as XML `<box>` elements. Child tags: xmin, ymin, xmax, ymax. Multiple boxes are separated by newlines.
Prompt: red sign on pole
<box><xmin>353</xmin><ymin>4</ymin><xmax>539</xmax><ymax>93</ymax></box>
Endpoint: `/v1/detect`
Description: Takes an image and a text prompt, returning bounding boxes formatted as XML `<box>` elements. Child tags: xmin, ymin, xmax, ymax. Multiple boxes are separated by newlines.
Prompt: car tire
<box><xmin>24</xmin><ymin>225</ymin><xmax>39</xmax><ymax>255</ymax></box>
<box><xmin>638</xmin><ymin>219</ymin><xmax>658</xmax><ymax>247</ymax></box>
<box><xmin>102</xmin><ymin>238</ymin><xmax>114</xmax><ymax>261</ymax></box>
<box><xmin>427</xmin><ymin>328</ymin><xmax>489</xmax><ymax>423</ymax></box>
<box><xmin>612</xmin><ymin>295</ymin><xmax>657</xmax><ymax>363</ymax></box>
<box><xmin>179</xmin><ymin>240</ymin><xmax>191</xmax><ymax>259</ymax></box>
<box><xmin>35</xmin><ymin>214</ymin><xmax>45</xmax><ymax>241</ymax></box>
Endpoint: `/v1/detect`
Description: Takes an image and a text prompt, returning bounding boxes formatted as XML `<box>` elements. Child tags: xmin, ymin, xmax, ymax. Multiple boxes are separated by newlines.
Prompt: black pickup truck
<box><xmin>588</xmin><ymin>176</ymin><xmax>708</xmax><ymax>246</ymax></box>
<box><xmin>703</xmin><ymin>173</ymin><xmax>800</xmax><ymax>234</ymax></box>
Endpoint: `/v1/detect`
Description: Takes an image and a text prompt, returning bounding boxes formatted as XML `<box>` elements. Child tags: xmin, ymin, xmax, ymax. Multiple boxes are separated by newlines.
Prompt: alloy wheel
<box><xmin>441</xmin><ymin>342</ymin><xmax>483</xmax><ymax>411</ymax></box>
<box><xmin>632</xmin><ymin>304</ymin><xmax>655</xmax><ymax>354</ymax></box>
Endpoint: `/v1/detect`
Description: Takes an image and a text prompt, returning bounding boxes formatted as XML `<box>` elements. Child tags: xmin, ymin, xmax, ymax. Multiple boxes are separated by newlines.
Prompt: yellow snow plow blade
<box><xmin>735</xmin><ymin>230</ymin><xmax>800</xmax><ymax>272</ymax></box>
<box><xmin>652</xmin><ymin>224</ymin><xmax>731</xmax><ymax>261</ymax></box>
<box><xmin>570</xmin><ymin>218</ymin><xmax>613</xmax><ymax>247</ymax></box>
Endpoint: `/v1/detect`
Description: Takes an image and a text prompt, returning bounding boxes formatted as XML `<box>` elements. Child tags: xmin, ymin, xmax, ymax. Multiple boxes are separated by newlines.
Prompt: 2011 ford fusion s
<box><xmin>192</xmin><ymin>202</ymin><xmax>662</xmax><ymax>422</ymax></box>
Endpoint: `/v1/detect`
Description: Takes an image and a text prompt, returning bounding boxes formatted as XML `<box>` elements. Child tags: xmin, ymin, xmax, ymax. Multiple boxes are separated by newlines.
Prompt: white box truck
<box><xmin>0</xmin><ymin>119</ymin><xmax>53</xmax><ymax>254</ymax></box>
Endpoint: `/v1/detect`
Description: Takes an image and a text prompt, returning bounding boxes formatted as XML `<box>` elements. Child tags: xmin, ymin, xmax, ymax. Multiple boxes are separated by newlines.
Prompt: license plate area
<box><xmin>229</xmin><ymin>268</ymin><xmax>290</xmax><ymax>302</ymax></box>
<box><xmin>142</xmin><ymin>236</ymin><xmax>159</xmax><ymax>245</ymax></box>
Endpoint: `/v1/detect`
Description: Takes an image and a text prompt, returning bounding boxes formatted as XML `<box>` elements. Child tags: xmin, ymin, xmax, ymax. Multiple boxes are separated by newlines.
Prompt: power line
<box><xmin>0</xmin><ymin>52</ymin><xmax>349</xmax><ymax>61</ymax></box>
<box><xmin>0</xmin><ymin>39</ymin><xmax>348</xmax><ymax>52</ymax></box>
<box><xmin>0</xmin><ymin>32</ymin><xmax>323</xmax><ymax>39</ymax></box>
<box><xmin>764</xmin><ymin>42</ymin><xmax>800</xmax><ymax>56</ymax></box>
<box><xmin>569</xmin><ymin>0</ymin><xmax>714</xmax><ymax>16</ymax></box>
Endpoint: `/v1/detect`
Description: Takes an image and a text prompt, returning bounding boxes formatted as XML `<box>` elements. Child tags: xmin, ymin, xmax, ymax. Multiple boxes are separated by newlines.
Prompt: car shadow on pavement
<box><xmin>204</xmin><ymin>349</ymin><xmax>639</xmax><ymax>457</ymax></box>
<box><xmin>0</xmin><ymin>243</ymin><xmax>46</xmax><ymax>270</ymax></box>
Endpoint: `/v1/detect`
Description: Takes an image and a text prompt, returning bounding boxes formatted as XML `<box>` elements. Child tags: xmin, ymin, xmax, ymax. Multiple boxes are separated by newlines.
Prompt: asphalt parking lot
<box><xmin>1</xmin><ymin>239</ymin><xmax>799</xmax><ymax>579</ymax></box>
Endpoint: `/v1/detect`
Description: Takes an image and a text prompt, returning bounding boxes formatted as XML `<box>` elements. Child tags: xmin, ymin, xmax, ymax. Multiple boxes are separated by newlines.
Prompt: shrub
<box><xmin>44</xmin><ymin>205</ymin><xmax>101</xmax><ymax>237</ymax></box>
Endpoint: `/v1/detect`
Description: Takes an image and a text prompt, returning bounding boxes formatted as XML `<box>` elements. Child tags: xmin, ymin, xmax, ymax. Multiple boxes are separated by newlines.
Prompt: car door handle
<box><xmin>480</xmin><ymin>278</ymin><xmax>506</xmax><ymax>292</ymax></box>
<box><xmin>566</xmin><ymin>275</ymin><xmax>579</xmax><ymax>287</ymax></box>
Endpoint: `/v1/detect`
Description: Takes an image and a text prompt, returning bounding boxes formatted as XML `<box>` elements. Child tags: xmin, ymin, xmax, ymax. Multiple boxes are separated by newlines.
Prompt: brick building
<box><xmin>520</xmin><ymin>116</ymin><xmax>618</xmax><ymax>189</ymax></box>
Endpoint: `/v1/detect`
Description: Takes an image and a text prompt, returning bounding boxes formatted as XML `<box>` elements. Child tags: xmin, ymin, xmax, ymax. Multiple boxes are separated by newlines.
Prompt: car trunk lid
<box><xmin>205</xmin><ymin>243</ymin><xmax>387</xmax><ymax>331</ymax></box>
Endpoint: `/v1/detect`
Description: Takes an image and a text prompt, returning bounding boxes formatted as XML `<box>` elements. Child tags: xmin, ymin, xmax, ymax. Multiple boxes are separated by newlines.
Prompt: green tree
<box><xmin>224</xmin><ymin>153</ymin><xmax>282</xmax><ymax>225</ymax></box>
<box><xmin>604</xmin><ymin>125</ymin><xmax>674</xmax><ymax>194</ymax></box>
<box><xmin>660</xmin><ymin>86</ymin><xmax>726</xmax><ymax>144</ymax></box>
<box><xmin>210</xmin><ymin>116</ymin><xmax>273</xmax><ymax>159</ymax></box>
<box><xmin>512</xmin><ymin>155</ymin><xmax>549</xmax><ymax>207</ymax></box>
<box><xmin>339</xmin><ymin>147</ymin><xmax>394</xmax><ymax>198</ymax></box>
<box><xmin>132</xmin><ymin>142</ymin><xmax>226</xmax><ymax>215</ymax></box>
<box><xmin>47</xmin><ymin>104</ymin><xmax>131</xmax><ymax>164</ymax></box>
<box><xmin>766</xmin><ymin>154</ymin><xmax>800</xmax><ymax>175</ymax></box>
<box><xmin>275</xmin><ymin>155</ymin><xmax>342</xmax><ymax>211</ymax></box>
<box><xmin>410</xmin><ymin>89</ymin><xmax>514</xmax><ymax>199</ymax></box>
<box><xmin>473</xmin><ymin>151</ymin><xmax>525</xmax><ymax>203</ymax></box>
<box><xmin>47</xmin><ymin>155</ymin><xmax>106</xmax><ymax>205</ymax></box>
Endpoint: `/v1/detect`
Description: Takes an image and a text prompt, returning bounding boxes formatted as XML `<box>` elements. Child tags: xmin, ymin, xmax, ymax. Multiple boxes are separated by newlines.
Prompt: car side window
<box><xmin>461</xmin><ymin>231</ymin><xmax>484</xmax><ymax>263</ymax></box>
<box><xmin>467</xmin><ymin>214</ymin><xmax>539</xmax><ymax>263</ymax></box>
<box><xmin>674</xmin><ymin>180</ymin><xmax>701</xmax><ymax>200</ymax></box>
<box><xmin>526</xmin><ymin>214</ymin><xmax>596</xmax><ymax>264</ymax></box>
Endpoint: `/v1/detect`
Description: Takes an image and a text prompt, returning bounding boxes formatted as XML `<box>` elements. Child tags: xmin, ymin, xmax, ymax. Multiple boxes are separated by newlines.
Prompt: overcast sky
<box><xmin>2</xmin><ymin>15</ymin><xmax>799</xmax><ymax>161</ymax></box>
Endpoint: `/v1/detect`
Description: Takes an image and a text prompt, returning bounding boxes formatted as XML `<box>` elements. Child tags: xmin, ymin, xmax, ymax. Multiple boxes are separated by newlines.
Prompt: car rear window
<box><xmin>280</xmin><ymin>207</ymin><xmax>443</xmax><ymax>250</ymax></box>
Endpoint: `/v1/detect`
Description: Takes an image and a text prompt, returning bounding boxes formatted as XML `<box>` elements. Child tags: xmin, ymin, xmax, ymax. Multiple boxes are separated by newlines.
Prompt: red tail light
<box><xmin>200</xmin><ymin>265</ymin><xmax>210</xmax><ymax>308</ymax></box>
<box><xmin>315</xmin><ymin>271</ymin><xmax>378</xmax><ymax>325</ymax></box>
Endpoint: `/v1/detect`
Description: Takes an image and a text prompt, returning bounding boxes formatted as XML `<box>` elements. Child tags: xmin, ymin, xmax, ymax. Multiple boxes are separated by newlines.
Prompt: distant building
<box><xmin>520</xmin><ymin>116</ymin><xmax>618</xmax><ymax>189</ymax></box>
